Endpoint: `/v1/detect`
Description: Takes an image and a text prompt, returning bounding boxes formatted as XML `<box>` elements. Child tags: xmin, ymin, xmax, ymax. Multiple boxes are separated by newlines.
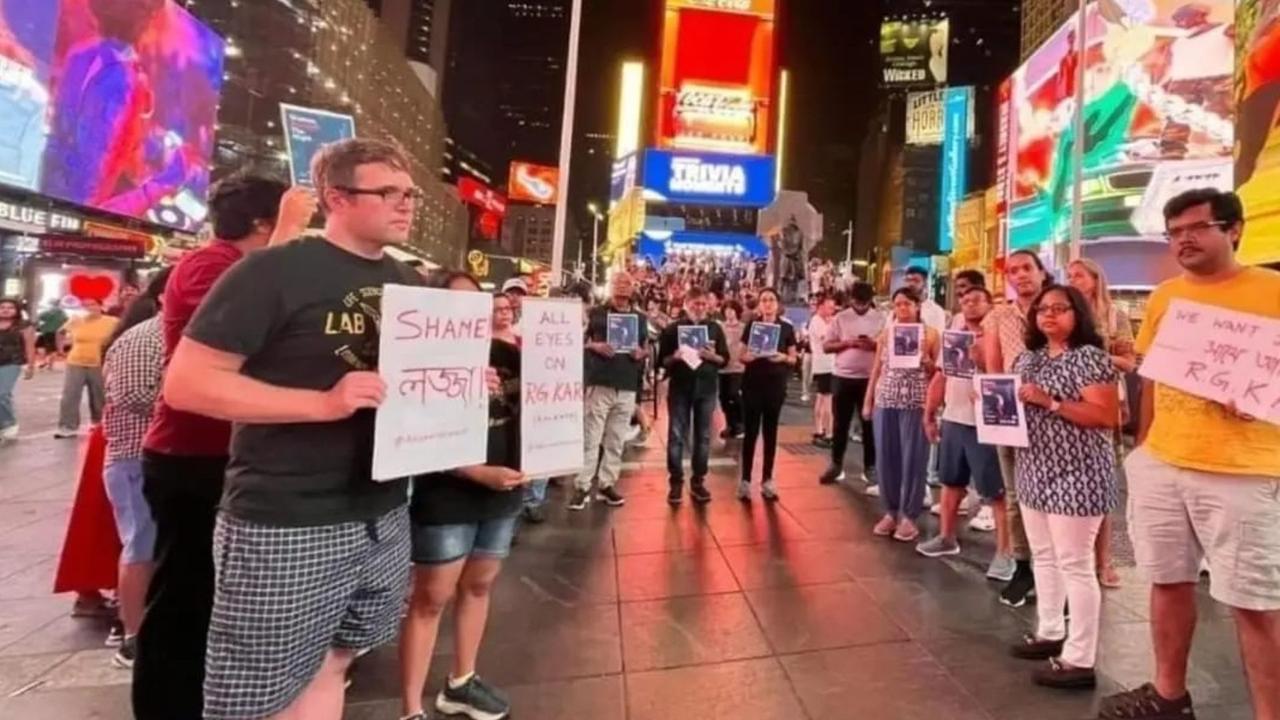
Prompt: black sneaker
<box><xmin>667</xmin><ymin>483</ymin><xmax>684</xmax><ymax>506</ymax></box>
<box><xmin>689</xmin><ymin>481</ymin><xmax>711</xmax><ymax>504</ymax></box>
<box><xmin>598</xmin><ymin>486</ymin><xmax>626</xmax><ymax>507</ymax></box>
<box><xmin>1009</xmin><ymin>632</ymin><xmax>1064</xmax><ymax>660</ymax></box>
<box><xmin>818</xmin><ymin>465</ymin><xmax>842</xmax><ymax>485</ymax></box>
<box><xmin>111</xmin><ymin>636</ymin><xmax>136</xmax><ymax>670</ymax></box>
<box><xmin>567</xmin><ymin>489</ymin><xmax>591</xmax><ymax>511</ymax></box>
<box><xmin>435</xmin><ymin>674</ymin><xmax>511</xmax><ymax>720</ymax></box>
<box><xmin>521</xmin><ymin>505</ymin><xmax>546</xmax><ymax>524</ymax></box>
<box><xmin>1098</xmin><ymin>683</ymin><xmax>1196</xmax><ymax>719</ymax></box>
<box><xmin>999</xmin><ymin>562</ymin><xmax>1037</xmax><ymax>608</ymax></box>
<box><xmin>1032</xmin><ymin>657</ymin><xmax>1096</xmax><ymax>690</ymax></box>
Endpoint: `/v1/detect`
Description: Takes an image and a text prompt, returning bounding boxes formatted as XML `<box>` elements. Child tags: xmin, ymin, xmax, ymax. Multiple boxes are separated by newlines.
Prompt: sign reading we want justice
<box><xmin>1140</xmin><ymin>299</ymin><xmax>1280</xmax><ymax>425</ymax></box>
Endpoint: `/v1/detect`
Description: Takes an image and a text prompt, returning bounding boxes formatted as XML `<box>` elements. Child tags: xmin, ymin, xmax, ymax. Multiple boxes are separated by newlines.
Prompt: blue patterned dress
<box><xmin>1012</xmin><ymin>345</ymin><xmax>1118</xmax><ymax>517</ymax></box>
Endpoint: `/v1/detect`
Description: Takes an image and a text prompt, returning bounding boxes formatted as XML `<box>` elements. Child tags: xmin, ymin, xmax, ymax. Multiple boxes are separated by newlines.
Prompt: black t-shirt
<box><xmin>657</xmin><ymin>319</ymin><xmax>729</xmax><ymax>399</ymax></box>
<box><xmin>741</xmin><ymin>319</ymin><xmax>798</xmax><ymax>387</ymax></box>
<box><xmin>185</xmin><ymin>238</ymin><xmax>420</xmax><ymax>527</ymax></box>
<box><xmin>410</xmin><ymin>338</ymin><xmax>524</xmax><ymax>525</ymax></box>
<box><xmin>584</xmin><ymin>304</ymin><xmax>648</xmax><ymax>392</ymax></box>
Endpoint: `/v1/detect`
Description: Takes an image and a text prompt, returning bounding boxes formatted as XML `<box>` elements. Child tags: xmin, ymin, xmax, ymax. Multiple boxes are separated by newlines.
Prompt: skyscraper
<box><xmin>1021</xmin><ymin>0</ymin><xmax>1075</xmax><ymax>60</ymax></box>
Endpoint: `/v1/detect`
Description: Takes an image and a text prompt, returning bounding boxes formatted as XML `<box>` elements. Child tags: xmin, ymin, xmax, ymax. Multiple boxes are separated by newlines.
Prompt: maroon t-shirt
<box><xmin>142</xmin><ymin>241</ymin><xmax>243</xmax><ymax>457</ymax></box>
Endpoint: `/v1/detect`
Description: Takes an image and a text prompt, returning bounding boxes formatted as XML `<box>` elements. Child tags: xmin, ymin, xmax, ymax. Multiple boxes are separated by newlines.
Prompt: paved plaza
<box><xmin>0</xmin><ymin>371</ymin><xmax>1257</xmax><ymax>719</ymax></box>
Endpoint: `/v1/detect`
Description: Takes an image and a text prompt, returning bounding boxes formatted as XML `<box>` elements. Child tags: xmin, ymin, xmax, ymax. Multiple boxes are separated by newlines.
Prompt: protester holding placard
<box><xmin>658</xmin><ymin>287</ymin><xmax>729</xmax><ymax>506</ymax></box>
<box><xmin>917</xmin><ymin>286</ymin><xmax>1014</xmax><ymax>581</ymax></box>
<box><xmin>862</xmin><ymin>288</ymin><xmax>938</xmax><ymax>542</ymax></box>
<box><xmin>1006</xmin><ymin>285</ymin><xmax>1119</xmax><ymax>691</ymax></box>
<box><xmin>569</xmin><ymin>272</ymin><xmax>648</xmax><ymax>511</ymax></box>
<box><xmin>738</xmin><ymin>288</ymin><xmax>798</xmax><ymax>502</ymax></box>
<box><xmin>1101</xmin><ymin>189</ymin><xmax>1280</xmax><ymax>720</ymax></box>
<box><xmin>400</xmin><ymin>273</ymin><xmax>526</xmax><ymax>720</ymax></box>
<box><xmin>981</xmin><ymin>249</ymin><xmax>1049</xmax><ymax>609</ymax></box>
<box><xmin>1066</xmin><ymin>258</ymin><xmax>1135</xmax><ymax>591</ymax></box>
<box><xmin>717</xmin><ymin>300</ymin><xmax>747</xmax><ymax>439</ymax></box>
<box><xmin>160</xmin><ymin>139</ymin><xmax>421</xmax><ymax>720</ymax></box>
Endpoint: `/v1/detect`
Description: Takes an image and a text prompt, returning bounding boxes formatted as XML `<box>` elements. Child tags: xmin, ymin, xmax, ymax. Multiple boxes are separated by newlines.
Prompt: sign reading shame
<box><xmin>1139</xmin><ymin>299</ymin><xmax>1280</xmax><ymax>425</ymax></box>
<box><xmin>521</xmin><ymin>298</ymin><xmax>585</xmax><ymax>477</ymax></box>
<box><xmin>372</xmin><ymin>285</ymin><xmax>492</xmax><ymax>480</ymax></box>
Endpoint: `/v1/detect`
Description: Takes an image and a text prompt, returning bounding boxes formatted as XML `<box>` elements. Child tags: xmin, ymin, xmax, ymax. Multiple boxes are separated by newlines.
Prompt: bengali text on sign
<box><xmin>372</xmin><ymin>285</ymin><xmax>493</xmax><ymax>480</ymax></box>
<box><xmin>1138</xmin><ymin>299</ymin><xmax>1280</xmax><ymax>425</ymax></box>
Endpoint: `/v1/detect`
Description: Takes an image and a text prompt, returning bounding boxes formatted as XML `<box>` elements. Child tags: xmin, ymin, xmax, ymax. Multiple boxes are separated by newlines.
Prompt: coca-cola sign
<box><xmin>672</xmin><ymin>84</ymin><xmax>757</xmax><ymax>151</ymax></box>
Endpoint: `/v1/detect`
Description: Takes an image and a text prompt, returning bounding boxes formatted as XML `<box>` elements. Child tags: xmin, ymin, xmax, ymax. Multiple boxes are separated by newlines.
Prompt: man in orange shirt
<box><xmin>1100</xmin><ymin>189</ymin><xmax>1280</xmax><ymax>720</ymax></box>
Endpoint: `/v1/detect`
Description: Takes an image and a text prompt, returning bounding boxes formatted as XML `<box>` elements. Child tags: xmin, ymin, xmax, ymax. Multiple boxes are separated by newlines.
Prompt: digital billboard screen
<box><xmin>0</xmin><ymin>0</ymin><xmax>225</xmax><ymax>232</ymax></box>
<box><xmin>880</xmin><ymin>17</ymin><xmax>949</xmax><ymax>88</ymax></box>
<box><xmin>1236</xmin><ymin>0</ymin><xmax>1280</xmax><ymax>265</ymax></box>
<box><xmin>1005</xmin><ymin>0</ymin><xmax>1235</xmax><ymax>250</ymax></box>
<box><xmin>656</xmin><ymin>0</ymin><xmax>776</xmax><ymax>155</ymax></box>
<box><xmin>507</xmin><ymin>161</ymin><xmax>560</xmax><ymax>205</ymax></box>
<box><xmin>641</xmin><ymin>148</ymin><xmax>776</xmax><ymax>207</ymax></box>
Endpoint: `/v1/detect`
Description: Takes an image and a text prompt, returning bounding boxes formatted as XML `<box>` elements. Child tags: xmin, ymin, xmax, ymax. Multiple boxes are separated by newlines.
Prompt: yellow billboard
<box><xmin>1237</xmin><ymin>0</ymin><xmax>1280</xmax><ymax>265</ymax></box>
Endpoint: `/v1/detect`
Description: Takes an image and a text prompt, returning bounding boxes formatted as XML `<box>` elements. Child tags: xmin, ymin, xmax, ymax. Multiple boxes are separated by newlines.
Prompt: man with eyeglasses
<box><xmin>160</xmin><ymin>138</ymin><xmax>424</xmax><ymax>720</ymax></box>
<box><xmin>1099</xmin><ymin>189</ymin><xmax>1280</xmax><ymax>720</ymax></box>
<box><xmin>981</xmin><ymin>249</ymin><xmax>1049</xmax><ymax>606</ymax></box>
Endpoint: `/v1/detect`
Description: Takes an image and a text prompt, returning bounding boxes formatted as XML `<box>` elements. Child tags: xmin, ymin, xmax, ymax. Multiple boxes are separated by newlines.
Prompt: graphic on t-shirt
<box><xmin>607</xmin><ymin>313</ymin><xmax>639</xmax><ymax>352</ymax></box>
<box><xmin>942</xmin><ymin>330</ymin><xmax>976</xmax><ymax>378</ymax></box>
<box><xmin>328</xmin><ymin>285</ymin><xmax>385</xmax><ymax>370</ymax></box>
<box><xmin>678</xmin><ymin>325</ymin><xmax>709</xmax><ymax>350</ymax></box>
<box><xmin>748</xmin><ymin>323</ymin><xmax>781</xmax><ymax>355</ymax></box>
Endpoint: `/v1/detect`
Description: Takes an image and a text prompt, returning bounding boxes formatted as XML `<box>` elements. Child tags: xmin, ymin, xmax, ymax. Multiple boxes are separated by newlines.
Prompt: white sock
<box><xmin>448</xmin><ymin>672</ymin><xmax>475</xmax><ymax>689</ymax></box>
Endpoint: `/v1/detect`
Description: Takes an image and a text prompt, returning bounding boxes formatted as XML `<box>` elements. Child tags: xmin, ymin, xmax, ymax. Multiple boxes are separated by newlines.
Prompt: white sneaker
<box><xmin>800</xmin><ymin>394</ymin><xmax>811</xmax><ymax>403</ymax></box>
<box><xmin>761</xmin><ymin>479</ymin><xmax>779</xmax><ymax>502</ymax></box>
<box><xmin>0</xmin><ymin>424</ymin><xmax>18</xmax><ymax>441</ymax></box>
<box><xmin>836</xmin><ymin>471</ymin><xmax>847</xmax><ymax>482</ymax></box>
<box><xmin>931</xmin><ymin>496</ymin><xmax>974</xmax><ymax>516</ymax></box>
<box><xmin>968</xmin><ymin>505</ymin><xmax>996</xmax><ymax>532</ymax></box>
<box><xmin>865</xmin><ymin>483</ymin><xmax>880</xmax><ymax>497</ymax></box>
<box><xmin>737</xmin><ymin>480</ymin><xmax>752</xmax><ymax>501</ymax></box>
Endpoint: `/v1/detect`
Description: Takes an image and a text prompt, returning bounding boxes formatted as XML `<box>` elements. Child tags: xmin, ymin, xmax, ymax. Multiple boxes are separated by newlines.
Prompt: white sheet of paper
<box><xmin>1139</xmin><ymin>299</ymin><xmax>1280</xmax><ymax>425</ymax></box>
<box><xmin>371</xmin><ymin>285</ymin><xmax>492</xmax><ymax>480</ymax></box>
<box><xmin>889</xmin><ymin>323</ymin><xmax>924</xmax><ymax>369</ymax></box>
<box><xmin>521</xmin><ymin>298</ymin><xmax>586</xmax><ymax>477</ymax></box>
<box><xmin>679</xmin><ymin>345</ymin><xmax>703</xmax><ymax>370</ymax></box>
<box><xmin>973</xmin><ymin>374</ymin><xmax>1029</xmax><ymax>447</ymax></box>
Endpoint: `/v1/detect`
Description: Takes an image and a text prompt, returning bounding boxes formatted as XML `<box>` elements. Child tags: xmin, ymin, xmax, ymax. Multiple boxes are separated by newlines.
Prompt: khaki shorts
<box><xmin>1125</xmin><ymin>446</ymin><xmax>1280</xmax><ymax>612</ymax></box>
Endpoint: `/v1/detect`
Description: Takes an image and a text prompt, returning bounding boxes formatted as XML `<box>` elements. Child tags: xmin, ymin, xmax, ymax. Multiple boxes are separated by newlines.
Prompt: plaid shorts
<box><xmin>203</xmin><ymin>507</ymin><xmax>411</xmax><ymax>720</ymax></box>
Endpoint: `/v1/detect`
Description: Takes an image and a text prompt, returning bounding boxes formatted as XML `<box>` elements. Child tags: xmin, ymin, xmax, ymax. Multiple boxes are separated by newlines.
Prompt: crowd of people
<box><xmin>0</xmin><ymin>136</ymin><xmax>1274</xmax><ymax>720</ymax></box>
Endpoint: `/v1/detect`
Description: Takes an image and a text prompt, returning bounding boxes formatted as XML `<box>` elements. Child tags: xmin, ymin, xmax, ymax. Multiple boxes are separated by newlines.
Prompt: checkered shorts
<box><xmin>203</xmin><ymin>507</ymin><xmax>411</xmax><ymax>720</ymax></box>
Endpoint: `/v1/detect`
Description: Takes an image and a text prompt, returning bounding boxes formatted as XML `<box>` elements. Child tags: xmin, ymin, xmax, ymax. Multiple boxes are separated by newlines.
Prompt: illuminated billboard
<box><xmin>937</xmin><ymin>87</ymin><xmax>972</xmax><ymax>253</ymax></box>
<box><xmin>641</xmin><ymin>149</ymin><xmax>776</xmax><ymax>207</ymax></box>
<box><xmin>906</xmin><ymin>88</ymin><xmax>975</xmax><ymax>145</ymax></box>
<box><xmin>1236</xmin><ymin>0</ymin><xmax>1280</xmax><ymax>265</ymax></box>
<box><xmin>1005</xmin><ymin>0</ymin><xmax>1235</xmax><ymax>250</ymax></box>
<box><xmin>880</xmin><ymin>17</ymin><xmax>949</xmax><ymax>88</ymax></box>
<box><xmin>0</xmin><ymin>0</ymin><xmax>226</xmax><ymax>232</ymax></box>
<box><xmin>655</xmin><ymin>0</ymin><xmax>776</xmax><ymax>155</ymax></box>
<box><xmin>507</xmin><ymin>161</ymin><xmax>560</xmax><ymax>205</ymax></box>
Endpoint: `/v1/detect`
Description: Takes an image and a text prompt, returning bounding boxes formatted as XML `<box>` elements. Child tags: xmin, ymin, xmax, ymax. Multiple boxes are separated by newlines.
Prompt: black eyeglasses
<box><xmin>1163</xmin><ymin>220</ymin><xmax>1229</xmax><ymax>242</ymax></box>
<box><xmin>336</xmin><ymin>186</ymin><xmax>425</xmax><ymax>204</ymax></box>
<box><xmin>1034</xmin><ymin>303</ymin><xmax>1074</xmax><ymax>316</ymax></box>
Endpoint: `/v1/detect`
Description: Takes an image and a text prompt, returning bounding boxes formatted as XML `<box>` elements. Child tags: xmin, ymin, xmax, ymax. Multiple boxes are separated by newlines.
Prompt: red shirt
<box><xmin>143</xmin><ymin>241</ymin><xmax>244</xmax><ymax>457</ymax></box>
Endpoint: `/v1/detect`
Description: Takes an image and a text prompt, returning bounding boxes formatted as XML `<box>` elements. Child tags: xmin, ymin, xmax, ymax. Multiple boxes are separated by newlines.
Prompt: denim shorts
<box><xmin>411</xmin><ymin>515</ymin><xmax>519</xmax><ymax>565</ymax></box>
<box><xmin>103</xmin><ymin>458</ymin><xmax>156</xmax><ymax>563</ymax></box>
<box><xmin>939</xmin><ymin>421</ymin><xmax>1004</xmax><ymax>501</ymax></box>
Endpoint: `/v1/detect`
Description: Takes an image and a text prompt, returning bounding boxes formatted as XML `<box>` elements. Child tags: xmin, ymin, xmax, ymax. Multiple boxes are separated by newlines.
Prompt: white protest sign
<box><xmin>973</xmin><ymin>374</ymin><xmax>1030</xmax><ymax>447</ymax></box>
<box><xmin>1139</xmin><ymin>299</ymin><xmax>1280</xmax><ymax>425</ymax></box>
<box><xmin>372</xmin><ymin>285</ymin><xmax>492</xmax><ymax>480</ymax></box>
<box><xmin>521</xmin><ymin>298</ymin><xmax>586</xmax><ymax>477</ymax></box>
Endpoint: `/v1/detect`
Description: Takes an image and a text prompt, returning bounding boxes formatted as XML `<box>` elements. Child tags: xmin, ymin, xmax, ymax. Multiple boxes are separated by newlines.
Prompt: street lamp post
<box><xmin>842</xmin><ymin>220</ymin><xmax>854</xmax><ymax>265</ymax></box>
<box><xmin>588</xmin><ymin>202</ymin><xmax>602</xmax><ymax>286</ymax></box>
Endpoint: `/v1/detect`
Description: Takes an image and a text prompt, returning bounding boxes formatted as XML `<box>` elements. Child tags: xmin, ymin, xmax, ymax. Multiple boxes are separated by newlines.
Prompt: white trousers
<box><xmin>1020</xmin><ymin>505</ymin><xmax>1105</xmax><ymax>669</ymax></box>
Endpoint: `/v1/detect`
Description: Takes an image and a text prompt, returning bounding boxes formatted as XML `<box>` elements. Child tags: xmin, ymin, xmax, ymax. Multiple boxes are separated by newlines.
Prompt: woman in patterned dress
<box><xmin>862</xmin><ymin>288</ymin><xmax>939</xmax><ymax>543</ymax></box>
<box><xmin>1067</xmin><ymin>259</ymin><xmax>1135</xmax><ymax>589</ymax></box>
<box><xmin>1007</xmin><ymin>285</ymin><xmax>1120</xmax><ymax>690</ymax></box>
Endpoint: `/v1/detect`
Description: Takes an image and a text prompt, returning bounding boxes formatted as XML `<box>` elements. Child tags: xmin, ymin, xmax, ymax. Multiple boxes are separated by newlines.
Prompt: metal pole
<box><xmin>844</xmin><ymin>220</ymin><xmax>854</xmax><ymax>264</ymax></box>
<box><xmin>1068</xmin><ymin>0</ymin><xmax>1087</xmax><ymax>263</ymax></box>
<box><xmin>591</xmin><ymin>214</ymin><xmax>600</xmax><ymax>286</ymax></box>
<box><xmin>551</xmin><ymin>0</ymin><xmax>584</xmax><ymax>279</ymax></box>
<box><xmin>576</xmin><ymin>232</ymin><xmax>583</xmax><ymax>277</ymax></box>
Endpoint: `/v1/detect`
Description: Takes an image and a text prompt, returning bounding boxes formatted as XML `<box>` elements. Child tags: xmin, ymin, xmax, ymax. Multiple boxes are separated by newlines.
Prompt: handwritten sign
<box><xmin>521</xmin><ymin>298</ymin><xmax>586</xmax><ymax>477</ymax></box>
<box><xmin>372</xmin><ymin>285</ymin><xmax>493</xmax><ymax>480</ymax></box>
<box><xmin>1139</xmin><ymin>299</ymin><xmax>1280</xmax><ymax>425</ymax></box>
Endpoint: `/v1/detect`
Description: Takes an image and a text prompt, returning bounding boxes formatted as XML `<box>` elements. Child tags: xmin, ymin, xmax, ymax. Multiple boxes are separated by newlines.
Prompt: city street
<box><xmin>0</xmin><ymin>370</ymin><xmax>1257</xmax><ymax>719</ymax></box>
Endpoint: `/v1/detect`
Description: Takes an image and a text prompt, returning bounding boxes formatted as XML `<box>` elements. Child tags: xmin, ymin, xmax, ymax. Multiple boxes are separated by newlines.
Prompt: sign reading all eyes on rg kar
<box><xmin>642</xmin><ymin>149</ymin><xmax>776</xmax><ymax>207</ymax></box>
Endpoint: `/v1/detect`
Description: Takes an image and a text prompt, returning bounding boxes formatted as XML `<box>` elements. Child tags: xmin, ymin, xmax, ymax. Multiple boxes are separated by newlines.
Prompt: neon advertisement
<box><xmin>1006</xmin><ymin>0</ymin><xmax>1235</xmax><ymax>250</ymax></box>
<box><xmin>0</xmin><ymin>0</ymin><xmax>225</xmax><ymax>233</ymax></box>
<box><xmin>1236</xmin><ymin>0</ymin><xmax>1280</xmax><ymax>265</ymax></box>
<box><xmin>656</xmin><ymin>0</ymin><xmax>776</xmax><ymax>155</ymax></box>
<box><xmin>507</xmin><ymin>161</ymin><xmax>560</xmax><ymax>205</ymax></box>
<box><xmin>880</xmin><ymin>17</ymin><xmax>950</xmax><ymax>88</ymax></box>
<box><xmin>937</xmin><ymin>87</ymin><xmax>972</xmax><ymax>253</ymax></box>
<box><xmin>641</xmin><ymin>148</ymin><xmax>776</xmax><ymax>207</ymax></box>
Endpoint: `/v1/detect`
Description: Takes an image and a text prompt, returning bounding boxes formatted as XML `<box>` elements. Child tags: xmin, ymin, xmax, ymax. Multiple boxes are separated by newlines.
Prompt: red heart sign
<box><xmin>68</xmin><ymin>274</ymin><xmax>116</xmax><ymax>303</ymax></box>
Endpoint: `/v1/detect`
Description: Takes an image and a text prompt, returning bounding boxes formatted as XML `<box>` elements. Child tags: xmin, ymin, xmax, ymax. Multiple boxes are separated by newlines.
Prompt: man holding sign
<box><xmin>1100</xmin><ymin>189</ymin><xmax>1280</xmax><ymax>720</ymax></box>
<box><xmin>657</xmin><ymin>287</ymin><xmax>729</xmax><ymax>506</ymax></box>
<box><xmin>162</xmin><ymin>139</ymin><xmax>422</xmax><ymax>720</ymax></box>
